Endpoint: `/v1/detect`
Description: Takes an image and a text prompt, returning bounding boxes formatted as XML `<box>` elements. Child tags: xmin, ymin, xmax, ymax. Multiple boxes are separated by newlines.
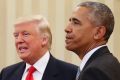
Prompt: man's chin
<box><xmin>18</xmin><ymin>53</ymin><xmax>29</xmax><ymax>59</ymax></box>
<box><xmin>65</xmin><ymin>46</ymin><xmax>73</xmax><ymax>51</ymax></box>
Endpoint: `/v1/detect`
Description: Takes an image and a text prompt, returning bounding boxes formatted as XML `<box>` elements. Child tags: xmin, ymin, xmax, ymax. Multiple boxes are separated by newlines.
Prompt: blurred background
<box><xmin>0</xmin><ymin>0</ymin><xmax>120</xmax><ymax>70</ymax></box>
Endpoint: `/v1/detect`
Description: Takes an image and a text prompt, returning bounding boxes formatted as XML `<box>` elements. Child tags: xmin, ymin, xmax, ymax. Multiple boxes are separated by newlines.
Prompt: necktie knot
<box><xmin>26</xmin><ymin>66</ymin><xmax>36</xmax><ymax>80</ymax></box>
<box><xmin>28</xmin><ymin>66</ymin><xmax>36</xmax><ymax>74</ymax></box>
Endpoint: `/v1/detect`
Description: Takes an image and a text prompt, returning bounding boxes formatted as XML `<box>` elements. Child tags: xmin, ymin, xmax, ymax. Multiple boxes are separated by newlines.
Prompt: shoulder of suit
<box><xmin>84</xmin><ymin>53</ymin><xmax>120</xmax><ymax>73</ymax></box>
<box><xmin>1</xmin><ymin>61</ymin><xmax>25</xmax><ymax>71</ymax></box>
<box><xmin>53</xmin><ymin>57</ymin><xmax>78</xmax><ymax>70</ymax></box>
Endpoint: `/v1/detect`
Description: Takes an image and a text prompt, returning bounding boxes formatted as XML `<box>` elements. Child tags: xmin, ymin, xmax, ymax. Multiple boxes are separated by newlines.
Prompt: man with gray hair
<box><xmin>0</xmin><ymin>15</ymin><xmax>77</xmax><ymax>80</ymax></box>
<box><xmin>65</xmin><ymin>1</ymin><xmax>120</xmax><ymax>80</ymax></box>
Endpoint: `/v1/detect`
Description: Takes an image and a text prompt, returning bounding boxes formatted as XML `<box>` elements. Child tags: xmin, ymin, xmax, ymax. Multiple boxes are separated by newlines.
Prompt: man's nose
<box><xmin>16</xmin><ymin>35</ymin><xmax>24</xmax><ymax>43</ymax></box>
<box><xmin>65</xmin><ymin>24</ymin><xmax>72</xmax><ymax>33</ymax></box>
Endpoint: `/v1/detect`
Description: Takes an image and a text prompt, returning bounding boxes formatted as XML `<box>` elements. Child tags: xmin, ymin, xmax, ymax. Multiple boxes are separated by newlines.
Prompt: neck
<box><xmin>77</xmin><ymin>41</ymin><xmax>106</xmax><ymax>60</ymax></box>
<box><xmin>26</xmin><ymin>48</ymin><xmax>48</xmax><ymax>65</ymax></box>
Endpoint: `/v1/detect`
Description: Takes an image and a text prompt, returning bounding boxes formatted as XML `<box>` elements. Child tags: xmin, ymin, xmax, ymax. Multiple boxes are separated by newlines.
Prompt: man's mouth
<box><xmin>65</xmin><ymin>36</ymin><xmax>73</xmax><ymax>43</ymax></box>
<box><xmin>18</xmin><ymin>46</ymin><xmax>28</xmax><ymax>53</ymax></box>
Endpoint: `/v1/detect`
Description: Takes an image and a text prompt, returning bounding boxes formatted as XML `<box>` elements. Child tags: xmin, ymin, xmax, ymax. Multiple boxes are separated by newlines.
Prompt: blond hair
<box><xmin>15</xmin><ymin>15</ymin><xmax>52</xmax><ymax>49</ymax></box>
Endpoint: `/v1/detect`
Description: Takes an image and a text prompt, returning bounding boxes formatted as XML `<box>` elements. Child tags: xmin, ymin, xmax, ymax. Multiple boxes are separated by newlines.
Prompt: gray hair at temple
<box><xmin>15</xmin><ymin>15</ymin><xmax>52</xmax><ymax>50</ymax></box>
<box><xmin>77</xmin><ymin>1</ymin><xmax>114</xmax><ymax>41</ymax></box>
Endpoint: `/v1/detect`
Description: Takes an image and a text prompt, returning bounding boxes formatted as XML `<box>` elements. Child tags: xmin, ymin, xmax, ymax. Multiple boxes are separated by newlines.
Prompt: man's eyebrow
<box><xmin>71</xmin><ymin>17</ymin><xmax>80</xmax><ymax>22</ymax></box>
<box><xmin>13</xmin><ymin>32</ymin><xmax>17</xmax><ymax>35</ymax></box>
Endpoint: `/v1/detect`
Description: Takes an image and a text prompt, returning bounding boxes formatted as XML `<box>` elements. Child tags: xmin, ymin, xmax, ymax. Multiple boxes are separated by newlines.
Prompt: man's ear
<box><xmin>94</xmin><ymin>26</ymin><xmax>106</xmax><ymax>40</ymax></box>
<box><xmin>41</xmin><ymin>33</ymin><xmax>48</xmax><ymax>46</ymax></box>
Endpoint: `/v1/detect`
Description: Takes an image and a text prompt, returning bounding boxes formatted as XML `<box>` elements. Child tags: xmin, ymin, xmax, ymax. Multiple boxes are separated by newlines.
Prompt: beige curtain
<box><xmin>0</xmin><ymin>0</ymin><xmax>120</xmax><ymax>70</ymax></box>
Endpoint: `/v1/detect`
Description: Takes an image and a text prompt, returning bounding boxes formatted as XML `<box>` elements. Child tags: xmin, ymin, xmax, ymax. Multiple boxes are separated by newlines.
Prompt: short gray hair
<box><xmin>77</xmin><ymin>1</ymin><xmax>114</xmax><ymax>41</ymax></box>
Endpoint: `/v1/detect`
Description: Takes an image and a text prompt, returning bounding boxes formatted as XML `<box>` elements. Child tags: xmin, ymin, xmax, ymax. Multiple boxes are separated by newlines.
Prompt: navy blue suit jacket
<box><xmin>0</xmin><ymin>55</ymin><xmax>77</xmax><ymax>80</ymax></box>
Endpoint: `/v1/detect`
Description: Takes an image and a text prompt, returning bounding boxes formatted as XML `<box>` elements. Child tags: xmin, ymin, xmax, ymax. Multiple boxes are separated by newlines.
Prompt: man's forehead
<box><xmin>15</xmin><ymin>20</ymin><xmax>39</xmax><ymax>27</ymax></box>
<box><xmin>73</xmin><ymin>6</ymin><xmax>90</xmax><ymax>13</ymax></box>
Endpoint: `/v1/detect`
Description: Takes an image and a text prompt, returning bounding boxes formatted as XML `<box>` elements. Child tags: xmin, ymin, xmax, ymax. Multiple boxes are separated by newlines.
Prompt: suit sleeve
<box><xmin>0</xmin><ymin>69</ymin><xmax>4</xmax><ymax>80</ymax></box>
<box><xmin>80</xmin><ymin>67</ymin><xmax>111</xmax><ymax>80</ymax></box>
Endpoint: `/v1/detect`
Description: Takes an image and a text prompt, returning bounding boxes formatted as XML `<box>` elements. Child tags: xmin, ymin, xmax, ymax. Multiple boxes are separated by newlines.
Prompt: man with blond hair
<box><xmin>0</xmin><ymin>15</ymin><xmax>77</xmax><ymax>80</ymax></box>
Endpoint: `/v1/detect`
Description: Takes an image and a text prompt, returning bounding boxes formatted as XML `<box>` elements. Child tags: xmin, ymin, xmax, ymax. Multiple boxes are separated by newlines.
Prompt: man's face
<box><xmin>13</xmin><ymin>21</ymin><xmax>43</xmax><ymax>62</ymax></box>
<box><xmin>65</xmin><ymin>7</ymin><xmax>97</xmax><ymax>53</ymax></box>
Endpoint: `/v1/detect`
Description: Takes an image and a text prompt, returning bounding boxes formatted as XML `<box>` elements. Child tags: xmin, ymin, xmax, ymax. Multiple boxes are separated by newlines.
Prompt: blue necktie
<box><xmin>76</xmin><ymin>68</ymin><xmax>81</xmax><ymax>80</ymax></box>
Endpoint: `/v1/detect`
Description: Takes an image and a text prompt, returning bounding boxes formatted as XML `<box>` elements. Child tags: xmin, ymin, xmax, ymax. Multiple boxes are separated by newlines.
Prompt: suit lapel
<box><xmin>11</xmin><ymin>62</ymin><xmax>26</xmax><ymax>80</ymax></box>
<box><xmin>83</xmin><ymin>46</ymin><xmax>111</xmax><ymax>71</ymax></box>
<box><xmin>12</xmin><ymin>55</ymin><xmax>59</xmax><ymax>80</ymax></box>
<box><xmin>42</xmin><ymin>55</ymin><xmax>59</xmax><ymax>80</ymax></box>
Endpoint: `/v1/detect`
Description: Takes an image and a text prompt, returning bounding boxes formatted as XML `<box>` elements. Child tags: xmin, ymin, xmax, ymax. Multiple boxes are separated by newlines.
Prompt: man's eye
<box><xmin>13</xmin><ymin>33</ymin><xmax>18</xmax><ymax>38</ymax></box>
<box><xmin>23</xmin><ymin>33</ymin><xmax>30</xmax><ymax>37</ymax></box>
<box><xmin>74</xmin><ymin>21</ymin><xmax>79</xmax><ymax>24</ymax></box>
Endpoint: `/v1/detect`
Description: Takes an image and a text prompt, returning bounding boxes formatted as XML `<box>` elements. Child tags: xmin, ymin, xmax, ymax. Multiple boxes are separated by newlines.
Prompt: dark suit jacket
<box><xmin>79</xmin><ymin>46</ymin><xmax>120</xmax><ymax>80</ymax></box>
<box><xmin>0</xmin><ymin>55</ymin><xmax>78</xmax><ymax>80</ymax></box>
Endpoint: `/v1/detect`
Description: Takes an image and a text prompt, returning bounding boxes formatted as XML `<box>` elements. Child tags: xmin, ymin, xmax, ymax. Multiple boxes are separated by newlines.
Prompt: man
<box><xmin>0</xmin><ymin>15</ymin><xmax>77</xmax><ymax>80</ymax></box>
<box><xmin>65</xmin><ymin>1</ymin><xmax>120</xmax><ymax>80</ymax></box>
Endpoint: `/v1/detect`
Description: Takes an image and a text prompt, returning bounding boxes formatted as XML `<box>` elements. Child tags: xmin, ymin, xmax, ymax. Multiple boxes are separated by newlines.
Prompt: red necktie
<box><xmin>26</xmin><ymin>66</ymin><xmax>36</xmax><ymax>80</ymax></box>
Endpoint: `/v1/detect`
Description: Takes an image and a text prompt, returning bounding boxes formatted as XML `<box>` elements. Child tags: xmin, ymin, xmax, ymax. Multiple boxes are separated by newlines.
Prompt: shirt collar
<box><xmin>80</xmin><ymin>45</ymin><xmax>106</xmax><ymax>71</ymax></box>
<box><xmin>24</xmin><ymin>51</ymin><xmax>50</xmax><ymax>74</ymax></box>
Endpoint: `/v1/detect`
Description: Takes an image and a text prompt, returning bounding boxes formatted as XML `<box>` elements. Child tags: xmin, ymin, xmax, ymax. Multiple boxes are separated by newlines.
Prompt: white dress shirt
<box><xmin>79</xmin><ymin>45</ymin><xmax>106</xmax><ymax>71</ymax></box>
<box><xmin>21</xmin><ymin>51</ymin><xmax>50</xmax><ymax>80</ymax></box>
